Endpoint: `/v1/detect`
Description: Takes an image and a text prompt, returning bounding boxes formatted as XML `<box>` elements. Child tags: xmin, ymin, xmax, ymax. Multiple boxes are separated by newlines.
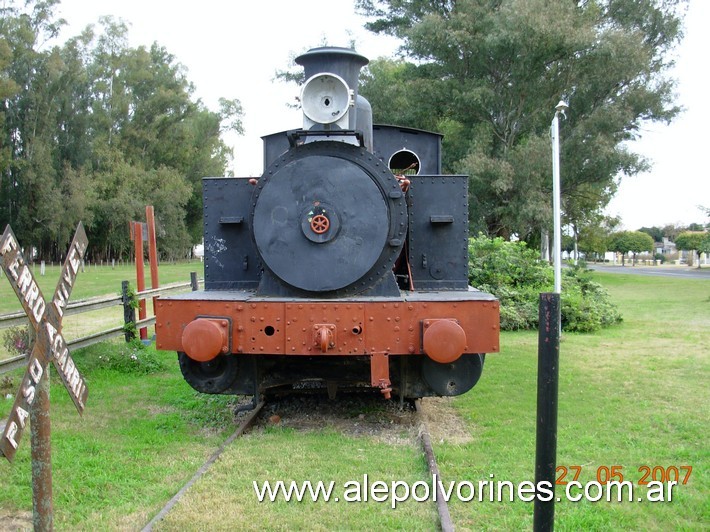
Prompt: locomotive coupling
<box><xmin>314</xmin><ymin>324</ymin><xmax>336</xmax><ymax>353</ymax></box>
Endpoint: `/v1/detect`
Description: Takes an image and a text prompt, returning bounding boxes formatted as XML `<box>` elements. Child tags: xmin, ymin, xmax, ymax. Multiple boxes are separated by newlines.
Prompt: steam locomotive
<box><xmin>155</xmin><ymin>47</ymin><xmax>499</xmax><ymax>401</ymax></box>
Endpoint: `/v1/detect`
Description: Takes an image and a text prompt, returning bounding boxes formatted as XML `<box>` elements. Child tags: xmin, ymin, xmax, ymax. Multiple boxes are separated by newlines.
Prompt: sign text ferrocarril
<box><xmin>0</xmin><ymin>223</ymin><xmax>89</xmax><ymax>461</ymax></box>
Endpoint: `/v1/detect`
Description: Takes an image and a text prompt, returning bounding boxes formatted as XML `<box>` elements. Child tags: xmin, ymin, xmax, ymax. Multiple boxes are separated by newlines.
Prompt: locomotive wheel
<box><xmin>178</xmin><ymin>352</ymin><xmax>239</xmax><ymax>394</ymax></box>
<box><xmin>251</xmin><ymin>141</ymin><xmax>407</xmax><ymax>294</ymax></box>
<box><xmin>421</xmin><ymin>354</ymin><xmax>485</xmax><ymax>396</ymax></box>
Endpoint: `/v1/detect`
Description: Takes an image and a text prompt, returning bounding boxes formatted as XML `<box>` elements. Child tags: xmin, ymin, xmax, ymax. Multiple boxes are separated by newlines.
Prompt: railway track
<box><xmin>415</xmin><ymin>399</ymin><xmax>455</xmax><ymax>532</ymax></box>
<box><xmin>141</xmin><ymin>400</ymin><xmax>265</xmax><ymax>532</ymax></box>
<box><xmin>139</xmin><ymin>395</ymin><xmax>456</xmax><ymax>531</ymax></box>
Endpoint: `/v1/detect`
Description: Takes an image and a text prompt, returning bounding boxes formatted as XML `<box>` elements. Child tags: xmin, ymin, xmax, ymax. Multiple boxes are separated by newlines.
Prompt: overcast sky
<box><xmin>56</xmin><ymin>0</ymin><xmax>709</xmax><ymax>230</ymax></box>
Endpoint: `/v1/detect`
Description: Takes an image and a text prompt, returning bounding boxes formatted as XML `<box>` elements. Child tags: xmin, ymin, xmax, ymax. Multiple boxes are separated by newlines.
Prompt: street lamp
<box><xmin>551</xmin><ymin>100</ymin><xmax>568</xmax><ymax>294</ymax></box>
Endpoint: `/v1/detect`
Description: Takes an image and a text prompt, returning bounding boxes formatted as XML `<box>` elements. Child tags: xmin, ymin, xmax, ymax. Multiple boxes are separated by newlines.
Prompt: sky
<box><xmin>55</xmin><ymin>0</ymin><xmax>709</xmax><ymax>231</ymax></box>
<box><xmin>603</xmin><ymin>0</ymin><xmax>709</xmax><ymax>229</ymax></box>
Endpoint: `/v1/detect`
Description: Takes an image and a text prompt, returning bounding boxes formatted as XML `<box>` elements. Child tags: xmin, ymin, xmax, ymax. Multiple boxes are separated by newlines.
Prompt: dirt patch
<box><xmin>417</xmin><ymin>397</ymin><xmax>474</xmax><ymax>445</ymax></box>
<box><xmin>146</xmin><ymin>404</ymin><xmax>177</xmax><ymax>416</ymax></box>
<box><xmin>0</xmin><ymin>511</ymin><xmax>32</xmax><ymax>532</ymax></box>
<box><xmin>250</xmin><ymin>392</ymin><xmax>473</xmax><ymax>446</ymax></box>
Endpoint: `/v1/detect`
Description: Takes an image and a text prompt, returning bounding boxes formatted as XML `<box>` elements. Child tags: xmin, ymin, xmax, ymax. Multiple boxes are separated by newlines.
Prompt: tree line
<box><xmin>569</xmin><ymin>221</ymin><xmax>710</xmax><ymax>265</ymax></box>
<box><xmin>0</xmin><ymin>0</ymin><xmax>243</xmax><ymax>261</ymax></box>
<box><xmin>1</xmin><ymin>0</ymin><xmax>695</xmax><ymax>264</ymax></box>
<box><xmin>356</xmin><ymin>0</ymin><xmax>687</xmax><ymax>248</ymax></box>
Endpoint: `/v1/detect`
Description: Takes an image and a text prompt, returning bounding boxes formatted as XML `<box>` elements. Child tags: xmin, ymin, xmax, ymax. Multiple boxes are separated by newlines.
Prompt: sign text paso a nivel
<box><xmin>0</xmin><ymin>223</ymin><xmax>89</xmax><ymax>462</ymax></box>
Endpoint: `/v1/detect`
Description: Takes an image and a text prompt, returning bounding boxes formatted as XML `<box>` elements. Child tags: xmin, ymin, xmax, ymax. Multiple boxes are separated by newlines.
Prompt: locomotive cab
<box><xmin>155</xmin><ymin>47</ymin><xmax>499</xmax><ymax>400</ymax></box>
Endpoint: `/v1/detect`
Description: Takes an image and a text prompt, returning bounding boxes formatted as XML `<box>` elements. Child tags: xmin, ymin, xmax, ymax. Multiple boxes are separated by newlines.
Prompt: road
<box><xmin>585</xmin><ymin>263</ymin><xmax>710</xmax><ymax>279</ymax></box>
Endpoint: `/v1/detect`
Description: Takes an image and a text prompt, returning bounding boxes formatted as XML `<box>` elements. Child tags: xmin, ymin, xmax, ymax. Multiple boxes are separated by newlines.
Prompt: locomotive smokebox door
<box><xmin>251</xmin><ymin>142</ymin><xmax>408</xmax><ymax>297</ymax></box>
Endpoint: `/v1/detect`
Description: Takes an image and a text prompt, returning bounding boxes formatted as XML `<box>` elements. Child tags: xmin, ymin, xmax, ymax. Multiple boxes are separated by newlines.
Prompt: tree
<box><xmin>639</xmin><ymin>226</ymin><xmax>664</xmax><ymax>243</ymax></box>
<box><xmin>578</xmin><ymin>214</ymin><xmax>621</xmax><ymax>261</ymax></box>
<box><xmin>0</xmin><ymin>0</ymin><xmax>76</xmax><ymax>258</ymax></box>
<box><xmin>357</xmin><ymin>0</ymin><xmax>685</xmax><ymax>240</ymax></box>
<box><xmin>627</xmin><ymin>231</ymin><xmax>655</xmax><ymax>265</ymax></box>
<box><xmin>0</xmin><ymin>2</ymin><xmax>243</xmax><ymax>260</ymax></box>
<box><xmin>0</xmin><ymin>38</ymin><xmax>19</xmax><ymax>202</ymax></box>
<box><xmin>609</xmin><ymin>230</ymin><xmax>653</xmax><ymax>266</ymax></box>
<box><xmin>662</xmin><ymin>223</ymin><xmax>684</xmax><ymax>242</ymax></box>
<box><xmin>675</xmin><ymin>231</ymin><xmax>710</xmax><ymax>268</ymax></box>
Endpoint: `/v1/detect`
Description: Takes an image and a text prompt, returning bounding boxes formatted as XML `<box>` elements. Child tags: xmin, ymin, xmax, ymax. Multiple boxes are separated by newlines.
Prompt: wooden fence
<box><xmin>0</xmin><ymin>273</ymin><xmax>200</xmax><ymax>375</ymax></box>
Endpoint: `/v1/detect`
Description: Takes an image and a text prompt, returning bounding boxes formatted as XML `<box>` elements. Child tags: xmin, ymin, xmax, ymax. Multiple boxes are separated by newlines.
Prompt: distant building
<box><xmin>193</xmin><ymin>242</ymin><xmax>204</xmax><ymax>261</ymax></box>
<box><xmin>654</xmin><ymin>237</ymin><xmax>676</xmax><ymax>256</ymax></box>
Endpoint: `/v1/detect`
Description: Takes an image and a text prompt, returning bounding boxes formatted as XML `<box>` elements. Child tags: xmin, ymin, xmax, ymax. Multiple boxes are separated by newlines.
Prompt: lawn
<box><xmin>442</xmin><ymin>272</ymin><xmax>708</xmax><ymax>529</ymax></box>
<box><xmin>0</xmin><ymin>268</ymin><xmax>707</xmax><ymax>529</ymax></box>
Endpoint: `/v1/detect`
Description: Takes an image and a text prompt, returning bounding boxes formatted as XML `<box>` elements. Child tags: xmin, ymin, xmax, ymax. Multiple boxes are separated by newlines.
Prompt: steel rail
<box><xmin>141</xmin><ymin>400</ymin><xmax>266</xmax><ymax>531</ymax></box>
<box><xmin>415</xmin><ymin>399</ymin><xmax>455</xmax><ymax>532</ymax></box>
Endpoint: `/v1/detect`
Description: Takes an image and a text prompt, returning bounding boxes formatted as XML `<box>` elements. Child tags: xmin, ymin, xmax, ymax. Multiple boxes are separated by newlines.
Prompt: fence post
<box><xmin>190</xmin><ymin>271</ymin><xmax>199</xmax><ymax>291</ymax></box>
<box><xmin>534</xmin><ymin>292</ymin><xmax>560</xmax><ymax>532</ymax></box>
<box><xmin>121</xmin><ymin>280</ymin><xmax>136</xmax><ymax>342</ymax></box>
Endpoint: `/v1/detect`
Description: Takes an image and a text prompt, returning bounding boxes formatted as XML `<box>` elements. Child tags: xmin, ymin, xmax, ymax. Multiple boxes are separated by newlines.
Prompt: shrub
<box><xmin>102</xmin><ymin>341</ymin><xmax>167</xmax><ymax>374</ymax></box>
<box><xmin>468</xmin><ymin>235</ymin><xmax>552</xmax><ymax>288</ymax></box>
<box><xmin>468</xmin><ymin>235</ymin><xmax>622</xmax><ymax>332</ymax></box>
<box><xmin>561</xmin><ymin>265</ymin><xmax>622</xmax><ymax>332</ymax></box>
<box><xmin>78</xmin><ymin>340</ymin><xmax>167</xmax><ymax>375</ymax></box>
<box><xmin>2</xmin><ymin>325</ymin><xmax>30</xmax><ymax>356</ymax></box>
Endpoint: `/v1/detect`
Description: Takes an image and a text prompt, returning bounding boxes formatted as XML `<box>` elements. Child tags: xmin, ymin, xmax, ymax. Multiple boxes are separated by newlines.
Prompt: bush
<box><xmin>561</xmin><ymin>266</ymin><xmax>622</xmax><ymax>332</ymax></box>
<box><xmin>468</xmin><ymin>235</ymin><xmax>622</xmax><ymax>332</ymax></box>
<box><xmin>2</xmin><ymin>326</ymin><xmax>30</xmax><ymax>356</ymax></box>
<box><xmin>468</xmin><ymin>235</ymin><xmax>552</xmax><ymax>289</ymax></box>
<box><xmin>77</xmin><ymin>340</ymin><xmax>167</xmax><ymax>375</ymax></box>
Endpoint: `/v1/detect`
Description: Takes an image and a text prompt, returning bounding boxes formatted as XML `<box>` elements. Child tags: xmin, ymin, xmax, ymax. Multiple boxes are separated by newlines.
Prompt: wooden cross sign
<box><xmin>0</xmin><ymin>223</ymin><xmax>89</xmax><ymax>462</ymax></box>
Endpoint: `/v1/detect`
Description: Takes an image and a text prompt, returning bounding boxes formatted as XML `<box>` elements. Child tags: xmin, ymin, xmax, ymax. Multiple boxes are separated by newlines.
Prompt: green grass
<box><xmin>443</xmin><ymin>272</ymin><xmax>709</xmax><ymax>529</ymax></box>
<box><xmin>0</xmin><ymin>271</ymin><xmax>707</xmax><ymax>529</ymax></box>
<box><xmin>157</xmin><ymin>430</ymin><xmax>437</xmax><ymax>531</ymax></box>
<box><xmin>0</xmin><ymin>342</ymin><xmax>237</xmax><ymax>529</ymax></box>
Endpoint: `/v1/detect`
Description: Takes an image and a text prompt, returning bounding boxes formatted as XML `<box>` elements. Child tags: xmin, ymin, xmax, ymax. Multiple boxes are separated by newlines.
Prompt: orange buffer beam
<box><xmin>155</xmin><ymin>298</ymin><xmax>499</xmax><ymax>358</ymax></box>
